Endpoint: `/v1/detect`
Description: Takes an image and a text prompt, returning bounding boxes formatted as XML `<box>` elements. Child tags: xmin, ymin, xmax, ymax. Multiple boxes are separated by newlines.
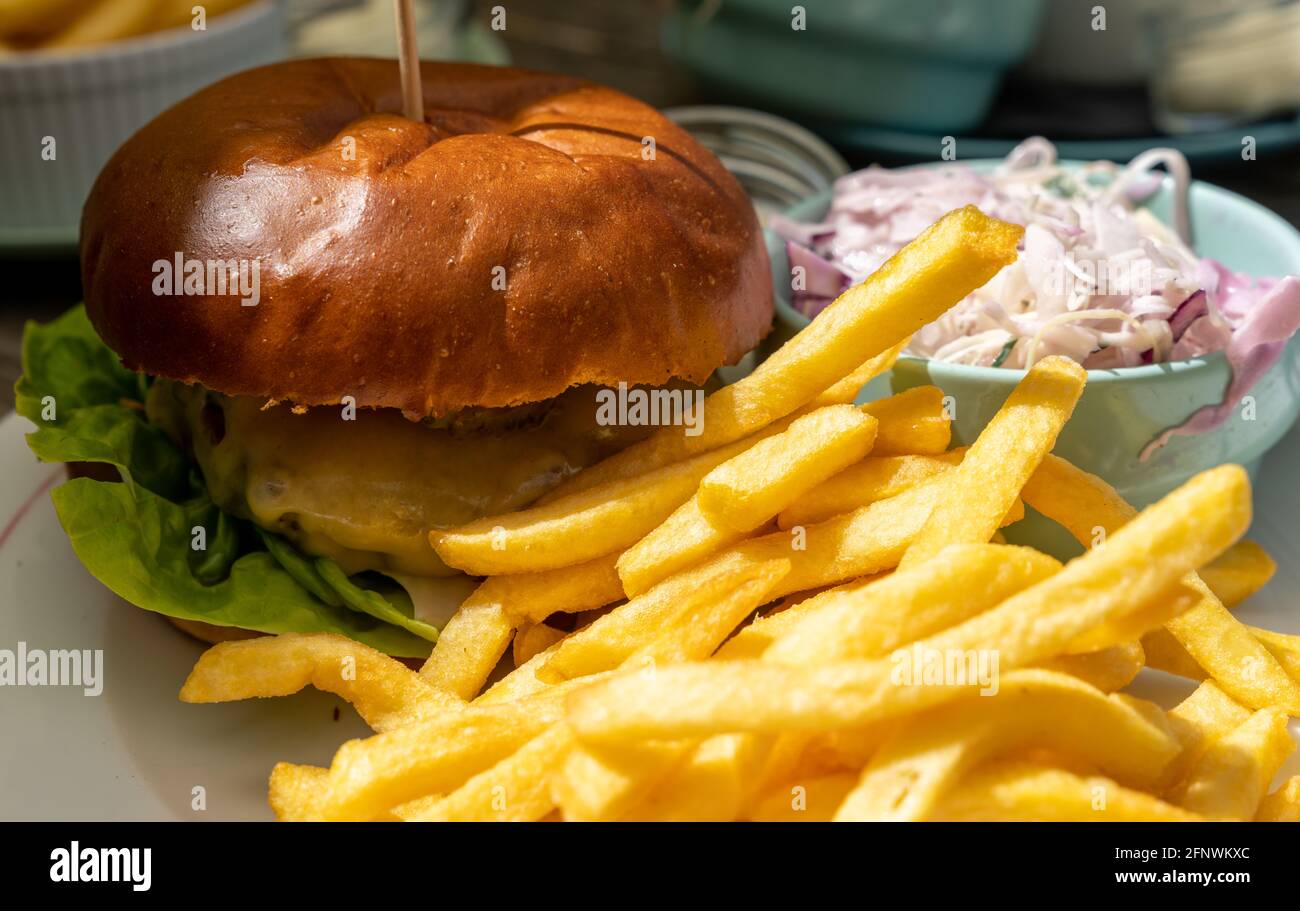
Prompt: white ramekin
<box><xmin>0</xmin><ymin>0</ymin><xmax>286</xmax><ymax>247</ymax></box>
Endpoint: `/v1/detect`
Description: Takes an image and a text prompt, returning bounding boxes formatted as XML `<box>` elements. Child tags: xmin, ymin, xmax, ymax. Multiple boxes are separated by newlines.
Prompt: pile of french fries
<box><xmin>180</xmin><ymin>206</ymin><xmax>1300</xmax><ymax>822</ymax></box>
<box><xmin>0</xmin><ymin>0</ymin><xmax>253</xmax><ymax>53</ymax></box>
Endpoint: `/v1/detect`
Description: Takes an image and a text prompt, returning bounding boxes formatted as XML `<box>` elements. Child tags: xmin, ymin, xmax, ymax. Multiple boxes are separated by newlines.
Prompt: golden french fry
<box><xmin>1038</xmin><ymin>640</ymin><xmax>1145</xmax><ymax>693</ymax></box>
<box><xmin>1162</xmin><ymin>680</ymin><xmax>1253</xmax><ymax>790</ymax></box>
<box><xmin>629</xmin><ymin>733</ymin><xmax>834</xmax><ymax>824</ymax></box>
<box><xmin>1022</xmin><ymin>453</ymin><xmax>1134</xmax><ymax>542</ymax></box>
<box><xmin>1250</xmin><ymin>626</ymin><xmax>1300</xmax><ymax>680</ymax></box>
<box><xmin>630</xmin><ymin>560</ymin><xmax>788</xmax><ymax>666</ymax></box>
<box><xmin>319</xmin><ymin>683</ymin><xmax>591</xmax><ymax>820</ymax></box>
<box><xmin>833</xmin><ymin>670</ymin><xmax>1181</xmax><ymax>821</ymax></box>
<box><xmin>619</xmin><ymin>406</ymin><xmax>876</xmax><ymax>595</ymax></box>
<box><xmin>513</xmin><ymin>621</ymin><xmax>566</xmax><ymax>667</ymax></box>
<box><xmin>1000</xmin><ymin>497</ymin><xmax>1025</xmax><ymax>525</ymax></box>
<box><xmin>684</xmin><ymin>466</ymin><xmax>1025</xmax><ymax>612</ymax></box>
<box><xmin>539</xmin><ymin>207</ymin><xmax>1021</xmax><ymax>501</ymax></box>
<box><xmin>621</xmin><ymin>734</ymin><xmax>773</xmax><ymax>822</ymax></box>
<box><xmin>269</xmin><ymin>764</ymin><xmax>329</xmax><ymax>823</ymax></box>
<box><xmin>1146</xmin><ymin>623</ymin><xmax>1300</xmax><ymax>690</ymax></box>
<box><xmin>615</xmin><ymin>497</ymin><xmax>744</xmax><ymax>598</ymax></box>
<box><xmin>933</xmin><ymin>760</ymin><xmax>1201</xmax><ymax>822</ymax></box>
<box><xmin>811</xmin><ymin>338</ymin><xmax>910</xmax><ymax>407</ymax></box>
<box><xmin>1199</xmin><ymin>540</ymin><xmax>1276</xmax><ymax>608</ymax></box>
<box><xmin>1171</xmin><ymin>707</ymin><xmax>1294</xmax><ymax>820</ymax></box>
<box><xmin>1141</xmin><ymin>626</ymin><xmax>1209</xmax><ymax>682</ymax></box>
<box><xmin>429</xmin><ymin>433</ymin><xmax>757</xmax><ymax>576</ymax></box>
<box><xmin>900</xmin><ymin>356</ymin><xmax>1086</xmax><ymax>569</ymax></box>
<box><xmin>418</xmin><ymin>596</ymin><xmax>516</xmax><ymax>699</ymax></box>
<box><xmin>553</xmin><ymin>739</ymin><xmax>693</xmax><ymax>822</ymax></box>
<box><xmin>711</xmin><ymin>576</ymin><xmax>882</xmax><ymax>661</ymax></box>
<box><xmin>475</xmin><ymin>637</ymin><xmax>568</xmax><ymax>705</ymax></box>
<box><xmin>1170</xmin><ymin>680</ymin><xmax>1248</xmax><ymax>748</ymax></box>
<box><xmin>1256</xmin><ymin>776</ymin><xmax>1300</xmax><ymax>822</ymax></box>
<box><xmin>180</xmin><ymin>632</ymin><xmax>462</xmax><ymax>731</ymax></box>
<box><xmin>762</xmin><ymin>544</ymin><xmax>1058</xmax><ymax>667</ymax></box>
<box><xmin>539</xmin><ymin>549</ymin><xmax>787</xmax><ymax>683</ymax></box>
<box><xmin>697</xmin><ymin>404</ymin><xmax>878</xmax><ymax>534</ymax></box>
<box><xmin>777</xmin><ymin>451</ymin><xmax>963</xmax><ymax>529</ymax></box>
<box><xmin>747</xmin><ymin>772</ymin><xmax>859</xmax><ymax>822</ymax></box>
<box><xmin>477</xmin><ymin>554</ymin><xmax>625</xmax><ymax>625</ymax></box>
<box><xmin>46</xmin><ymin>0</ymin><xmax>161</xmax><ymax>48</ymax></box>
<box><xmin>1169</xmin><ymin>680</ymin><xmax>1252</xmax><ymax>735</ymax></box>
<box><xmin>858</xmin><ymin>385</ymin><xmax>951</xmax><ymax>455</ymax></box>
<box><xmin>269</xmin><ymin>762</ymin><xmax>407</xmax><ymax>822</ymax></box>
<box><xmin>1066</xmin><ymin>595</ymin><xmax>1192</xmax><ymax>655</ymax></box>
<box><xmin>474</xmin><ymin>609</ymin><xmax>624</xmax><ymax>706</ymax></box>
<box><xmin>0</xmin><ymin>0</ymin><xmax>88</xmax><ymax>42</ymax></box>
<box><xmin>152</xmin><ymin>0</ymin><xmax>253</xmax><ymax>31</ymax></box>
<box><xmin>405</xmin><ymin>725</ymin><xmax>575</xmax><ymax>822</ymax></box>
<box><xmin>1023</xmin><ymin>454</ymin><xmax>1300</xmax><ymax>713</ymax></box>
<box><xmin>567</xmin><ymin>466</ymin><xmax>1250</xmax><ymax>744</ymax></box>
<box><xmin>793</xmin><ymin>722</ymin><xmax>900</xmax><ymax>780</ymax></box>
<box><xmin>709</xmin><ymin>471</ymin><xmax>954</xmax><ymax>598</ymax></box>
<box><xmin>389</xmin><ymin>794</ymin><xmax>443</xmax><ymax>820</ymax></box>
<box><xmin>1159</xmin><ymin>593</ymin><xmax>1300</xmax><ymax>712</ymax></box>
<box><xmin>762</xmin><ymin>726</ymin><xmax>832</xmax><ymax>784</ymax></box>
<box><xmin>747</xmin><ymin>580</ymin><xmax>819</xmax><ymax>615</ymax></box>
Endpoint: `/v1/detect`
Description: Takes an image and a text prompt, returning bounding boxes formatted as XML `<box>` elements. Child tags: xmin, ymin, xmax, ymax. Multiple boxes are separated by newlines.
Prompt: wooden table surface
<box><xmin>3</xmin><ymin>0</ymin><xmax>1299</xmax><ymax>412</ymax></box>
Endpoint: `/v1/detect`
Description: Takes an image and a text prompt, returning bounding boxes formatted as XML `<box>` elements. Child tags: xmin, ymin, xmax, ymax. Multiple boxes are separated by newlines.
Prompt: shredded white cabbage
<box><xmin>771</xmin><ymin>138</ymin><xmax>1284</xmax><ymax>372</ymax></box>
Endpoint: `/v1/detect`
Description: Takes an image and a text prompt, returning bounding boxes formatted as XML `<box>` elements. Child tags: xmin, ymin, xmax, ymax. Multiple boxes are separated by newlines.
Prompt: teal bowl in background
<box><xmin>766</xmin><ymin>168</ymin><xmax>1300</xmax><ymax>554</ymax></box>
<box><xmin>663</xmin><ymin>0</ymin><xmax>1044</xmax><ymax>133</ymax></box>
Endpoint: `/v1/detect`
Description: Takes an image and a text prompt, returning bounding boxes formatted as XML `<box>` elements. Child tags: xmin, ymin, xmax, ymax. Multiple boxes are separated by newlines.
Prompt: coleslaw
<box><xmin>771</xmin><ymin>138</ymin><xmax>1300</xmax><ymax>454</ymax></box>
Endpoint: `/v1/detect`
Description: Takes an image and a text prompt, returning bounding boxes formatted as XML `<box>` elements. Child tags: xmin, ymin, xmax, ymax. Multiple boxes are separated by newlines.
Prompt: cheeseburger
<box><xmin>18</xmin><ymin>58</ymin><xmax>772</xmax><ymax>654</ymax></box>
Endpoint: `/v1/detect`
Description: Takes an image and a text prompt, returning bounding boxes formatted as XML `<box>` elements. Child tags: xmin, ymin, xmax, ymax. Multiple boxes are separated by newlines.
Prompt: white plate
<box><xmin>1</xmin><ymin>409</ymin><xmax>1298</xmax><ymax>820</ymax></box>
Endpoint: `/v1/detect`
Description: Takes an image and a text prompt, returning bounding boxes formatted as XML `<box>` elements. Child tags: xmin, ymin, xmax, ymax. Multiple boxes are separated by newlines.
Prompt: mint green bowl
<box><xmin>767</xmin><ymin>168</ymin><xmax>1300</xmax><ymax>553</ymax></box>
<box><xmin>662</xmin><ymin>0</ymin><xmax>1044</xmax><ymax>133</ymax></box>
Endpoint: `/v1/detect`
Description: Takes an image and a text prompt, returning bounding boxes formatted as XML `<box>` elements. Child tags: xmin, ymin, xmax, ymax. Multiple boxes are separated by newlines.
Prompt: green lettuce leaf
<box><xmin>185</xmin><ymin>492</ymin><xmax>245</xmax><ymax>585</ymax></box>
<box><xmin>52</xmin><ymin>479</ymin><xmax>432</xmax><ymax>656</ymax></box>
<box><xmin>256</xmin><ymin>529</ymin><xmax>436</xmax><ymax>641</ymax></box>
<box><xmin>315</xmin><ymin>559</ymin><xmax>440</xmax><ymax>643</ymax></box>
<box><xmin>257</xmin><ymin>528</ymin><xmax>345</xmax><ymax>607</ymax></box>
<box><xmin>25</xmin><ymin>403</ymin><xmax>193</xmax><ymax>500</ymax></box>
<box><xmin>16</xmin><ymin>304</ymin><xmax>144</xmax><ymax>423</ymax></box>
<box><xmin>17</xmin><ymin>304</ymin><xmax>436</xmax><ymax>657</ymax></box>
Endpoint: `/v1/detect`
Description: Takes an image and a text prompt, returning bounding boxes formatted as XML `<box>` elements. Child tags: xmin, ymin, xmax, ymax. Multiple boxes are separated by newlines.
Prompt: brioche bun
<box><xmin>81</xmin><ymin>58</ymin><xmax>772</xmax><ymax>418</ymax></box>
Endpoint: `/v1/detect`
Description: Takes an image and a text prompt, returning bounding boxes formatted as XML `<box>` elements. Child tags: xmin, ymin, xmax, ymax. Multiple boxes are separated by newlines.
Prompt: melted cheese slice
<box><xmin>151</xmin><ymin>382</ymin><xmax>649</xmax><ymax>577</ymax></box>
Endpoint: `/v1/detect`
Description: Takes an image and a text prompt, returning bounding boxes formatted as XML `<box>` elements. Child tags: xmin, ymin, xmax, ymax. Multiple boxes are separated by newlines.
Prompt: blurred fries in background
<box><xmin>0</xmin><ymin>0</ymin><xmax>256</xmax><ymax>53</ymax></box>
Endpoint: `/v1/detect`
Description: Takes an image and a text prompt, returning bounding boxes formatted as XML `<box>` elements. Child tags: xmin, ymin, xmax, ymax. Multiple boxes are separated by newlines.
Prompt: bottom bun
<box><xmin>166</xmin><ymin>616</ymin><xmax>264</xmax><ymax>645</ymax></box>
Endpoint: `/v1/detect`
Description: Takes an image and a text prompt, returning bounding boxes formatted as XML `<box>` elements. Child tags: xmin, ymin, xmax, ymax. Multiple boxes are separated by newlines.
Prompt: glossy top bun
<box><xmin>80</xmin><ymin>58</ymin><xmax>772</xmax><ymax>417</ymax></box>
